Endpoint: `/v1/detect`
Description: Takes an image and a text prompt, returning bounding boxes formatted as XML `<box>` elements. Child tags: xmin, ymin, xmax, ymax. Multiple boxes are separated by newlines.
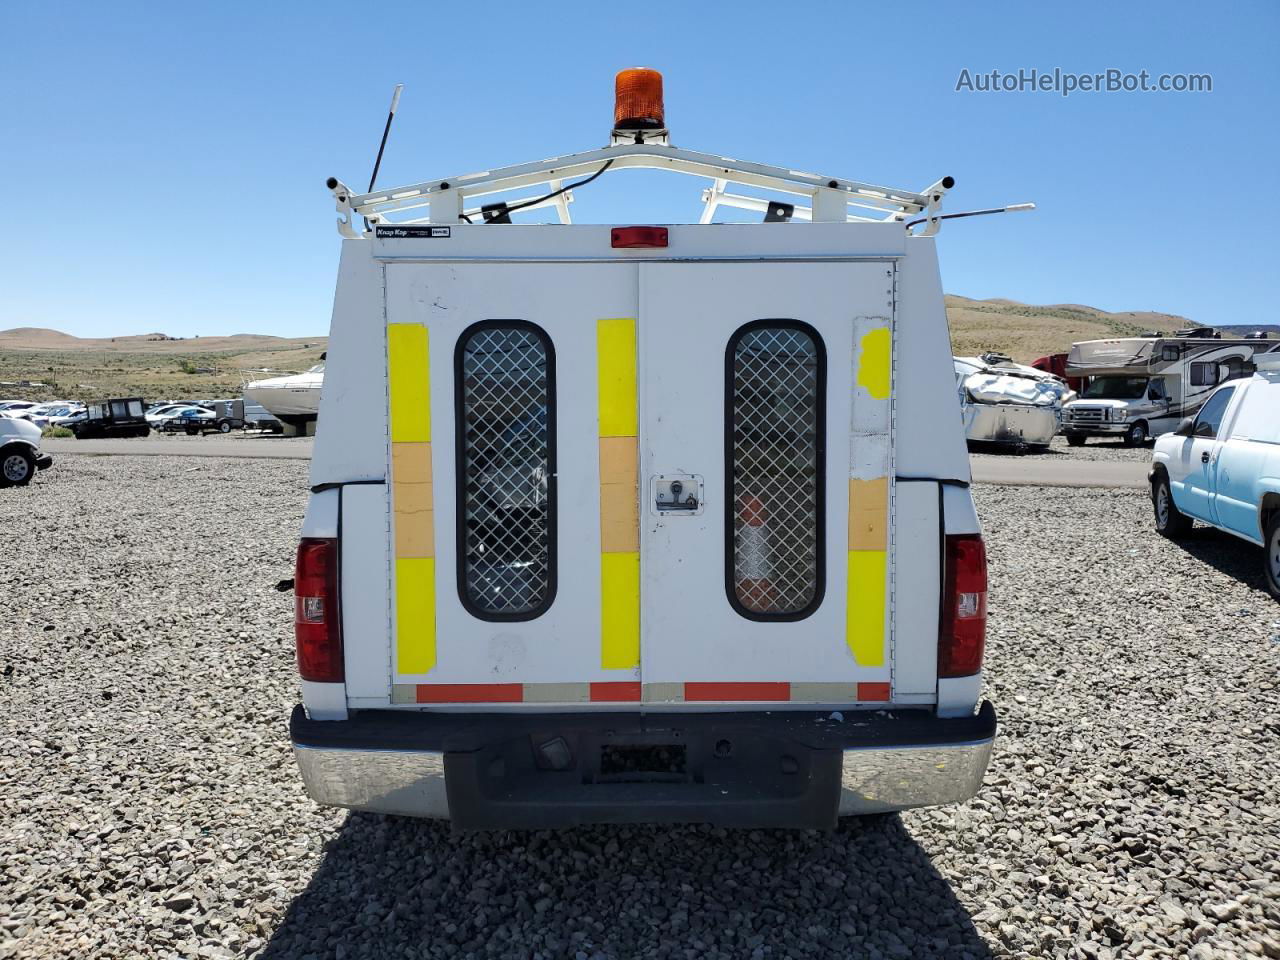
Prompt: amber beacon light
<box><xmin>613</xmin><ymin>67</ymin><xmax>665</xmax><ymax>131</ymax></box>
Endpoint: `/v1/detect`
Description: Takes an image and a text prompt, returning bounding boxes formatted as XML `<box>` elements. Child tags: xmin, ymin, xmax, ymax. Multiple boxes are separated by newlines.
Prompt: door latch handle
<box><xmin>653</xmin><ymin>475</ymin><xmax>704</xmax><ymax>514</ymax></box>
<box><xmin>660</xmin><ymin>494</ymin><xmax>699</xmax><ymax>511</ymax></box>
<box><xmin>1201</xmin><ymin>451</ymin><xmax>1211</xmax><ymax>464</ymax></box>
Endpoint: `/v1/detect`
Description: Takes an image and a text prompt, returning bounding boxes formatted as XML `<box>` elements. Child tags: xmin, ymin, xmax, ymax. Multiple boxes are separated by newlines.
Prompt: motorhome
<box><xmin>1062</xmin><ymin>330</ymin><xmax>1276</xmax><ymax>446</ymax></box>
<box><xmin>287</xmin><ymin>68</ymin><xmax>1006</xmax><ymax>829</ymax></box>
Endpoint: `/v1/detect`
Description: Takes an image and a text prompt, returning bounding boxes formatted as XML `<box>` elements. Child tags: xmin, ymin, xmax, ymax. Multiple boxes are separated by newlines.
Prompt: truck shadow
<box><xmin>1169</xmin><ymin>525</ymin><xmax>1270</xmax><ymax>594</ymax></box>
<box><xmin>259</xmin><ymin>812</ymin><xmax>993</xmax><ymax>959</ymax></box>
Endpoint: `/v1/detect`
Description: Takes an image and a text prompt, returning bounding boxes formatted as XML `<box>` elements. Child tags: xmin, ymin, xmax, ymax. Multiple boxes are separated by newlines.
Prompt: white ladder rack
<box><xmin>326</xmin><ymin>142</ymin><xmax>953</xmax><ymax>238</ymax></box>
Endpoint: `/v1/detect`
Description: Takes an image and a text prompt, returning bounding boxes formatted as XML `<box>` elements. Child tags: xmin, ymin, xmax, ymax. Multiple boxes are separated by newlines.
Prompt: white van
<box><xmin>288</xmin><ymin>70</ymin><xmax>997</xmax><ymax>828</ymax></box>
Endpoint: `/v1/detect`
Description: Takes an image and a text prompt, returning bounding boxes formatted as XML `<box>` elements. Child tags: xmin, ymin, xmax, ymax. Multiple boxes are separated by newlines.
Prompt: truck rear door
<box><xmin>638</xmin><ymin>261</ymin><xmax>900</xmax><ymax>705</ymax></box>
<box><xmin>382</xmin><ymin>262</ymin><xmax>643</xmax><ymax>706</ymax></box>
<box><xmin>375</xmin><ymin>253</ymin><xmax>924</xmax><ymax>710</ymax></box>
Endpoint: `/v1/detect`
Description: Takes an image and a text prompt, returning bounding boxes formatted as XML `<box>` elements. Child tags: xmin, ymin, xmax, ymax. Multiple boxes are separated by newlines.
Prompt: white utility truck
<box><xmin>1062</xmin><ymin>330</ymin><xmax>1276</xmax><ymax>446</ymax></box>
<box><xmin>289</xmin><ymin>70</ymin><xmax>999</xmax><ymax>829</ymax></box>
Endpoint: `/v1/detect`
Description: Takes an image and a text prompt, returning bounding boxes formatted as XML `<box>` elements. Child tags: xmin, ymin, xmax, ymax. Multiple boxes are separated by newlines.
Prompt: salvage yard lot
<box><xmin>1</xmin><ymin>457</ymin><xmax>1277</xmax><ymax>959</ymax></box>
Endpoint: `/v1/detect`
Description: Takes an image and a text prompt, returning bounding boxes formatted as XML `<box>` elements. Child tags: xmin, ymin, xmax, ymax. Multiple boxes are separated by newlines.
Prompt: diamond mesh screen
<box><xmin>729</xmin><ymin>325</ymin><xmax>823</xmax><ymax>616</ymax></box>
<box><xmin>458</xmin><ymin>325</ymin><xmax>553</xmax><ymax>616</ymax></box>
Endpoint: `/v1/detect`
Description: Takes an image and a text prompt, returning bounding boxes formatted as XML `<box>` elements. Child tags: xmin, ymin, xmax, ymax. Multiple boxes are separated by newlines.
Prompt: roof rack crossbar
<box><xmin>330</xmin><ymin>142</ymin><xmax>949</xmax><ymax>233</ymax></box>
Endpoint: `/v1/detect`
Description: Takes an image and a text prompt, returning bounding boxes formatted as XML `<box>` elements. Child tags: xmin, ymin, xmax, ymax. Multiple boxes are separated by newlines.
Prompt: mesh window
<box><xmin>456</xmin><ymin>323</ymin><xmax>556</xmax><ymax>619</ymax></box>
<box><xmin>727</xmin><ymin>323</ymin><xmax>825</xmax><ymax>618</ymax></box>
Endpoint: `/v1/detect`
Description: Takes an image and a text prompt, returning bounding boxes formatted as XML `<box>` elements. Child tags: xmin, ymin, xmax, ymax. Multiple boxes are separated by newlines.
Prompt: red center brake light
<box><xmin>939</xmin><ymin>534</ymin><xmax>988</xmax><ymax>678</ymax></box>
<box><xmin>611</xmin><ymin>226</ymin><xmax>668</xmax><ymax>248</ymax></box>
<box><xmin>295</xmin><ymin>538</ymin><xmax>343</xmax><ymax>682</ymax></box>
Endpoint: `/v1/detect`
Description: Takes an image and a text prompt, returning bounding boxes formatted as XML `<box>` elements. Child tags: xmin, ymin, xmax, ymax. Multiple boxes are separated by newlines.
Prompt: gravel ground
<box><xmin>969</xmin><ymin>435</ymin><xmax>1153</xmax><ymax>462</ymax></box>
<box><xmin>2</xmin><ymin>457</ymin><xmax>1278</xmax><ymax>959</ymax></box>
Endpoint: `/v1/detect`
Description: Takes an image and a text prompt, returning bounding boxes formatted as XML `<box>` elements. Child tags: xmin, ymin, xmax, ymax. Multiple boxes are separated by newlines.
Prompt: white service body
<box><xmin>287</xmin><ymin>132</ymin><xmax>997</xmax><ymax>829</ymax></box>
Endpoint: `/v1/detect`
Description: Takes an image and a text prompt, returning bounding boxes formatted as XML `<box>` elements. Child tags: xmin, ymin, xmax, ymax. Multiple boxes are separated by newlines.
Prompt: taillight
<box><xmin>939</xmin><ymin>534</ymin><xmax>987</xmax><ymax>678</ymax></box>
<box><xmin>295</xmin><ymin>538</ymin><xmax>343</xmax><ymax>682</ymax></box>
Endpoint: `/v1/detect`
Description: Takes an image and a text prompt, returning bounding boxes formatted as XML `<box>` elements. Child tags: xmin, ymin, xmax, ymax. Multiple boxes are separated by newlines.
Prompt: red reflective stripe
<box><xmin>590</xmin><ymin>682</ymin><xmax>642</xmax><ymax>702</ymax></box>
<box><xmin>684</xmin><ymin>682</ymin><xmax>790</xmax><ymax>702</ymax></box>
<box><xmin>856</xmin><ymin>682</ymin><xmax>891</xmax><ymax>702</ymax></box>
<box><xmin>416</xmin><ymin>684</ymin><xmax>523</xmax><ymax>703</ymax></box>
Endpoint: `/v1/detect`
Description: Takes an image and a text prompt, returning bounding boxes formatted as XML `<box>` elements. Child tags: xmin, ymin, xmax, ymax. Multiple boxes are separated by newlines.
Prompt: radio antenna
<box><xmin>368</xmin><ymin>83</ymin><xmax>404</xmax><ymax>193</ymax></box>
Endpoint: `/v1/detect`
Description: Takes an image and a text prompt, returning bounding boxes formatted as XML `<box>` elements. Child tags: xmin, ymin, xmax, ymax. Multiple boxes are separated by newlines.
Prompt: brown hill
<box><xmin>0</xmin><ymin>330</ymin><xmax>328</xmax><ymax>402</ymax></box>
<box><xmin>945</xmin><ymin>296</ymin><xmax>1190</xmax><ymax>362</ymax></box>
<box><xmin>0</xmin><ymin>327</ymin><xmax>326</xmax><ymax>354</ymax></box>
<box><xmin>0</xmin><ymin>296</ymin><xmax>1202</xmax><ymax>400</ymax></box>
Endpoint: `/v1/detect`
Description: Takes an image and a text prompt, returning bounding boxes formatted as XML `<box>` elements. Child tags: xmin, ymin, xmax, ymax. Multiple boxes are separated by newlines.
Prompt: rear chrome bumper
<box><xmin>296</xmin><ymin>743</ymin><xmax>450</xmax><ymax>818</ymax></box>
<box><xmin>291</xmin><ymin>701</ymin><xmax>996</xmax><ymax>828</ymax></box>
<box><xmin>838</xmin><ymin>736</ymin><xmax>993</xmax><ymax>814</ymax></box>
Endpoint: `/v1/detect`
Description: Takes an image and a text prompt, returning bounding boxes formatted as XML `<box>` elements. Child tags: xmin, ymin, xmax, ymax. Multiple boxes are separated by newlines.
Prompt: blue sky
<box><xmin>2</xmin><ymin>0</ymin><xmax>1276</xmax><ymax>338</ymax></box>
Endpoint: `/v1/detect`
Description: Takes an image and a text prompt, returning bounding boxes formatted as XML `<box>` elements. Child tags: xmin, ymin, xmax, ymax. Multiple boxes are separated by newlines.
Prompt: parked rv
<box><xmin>287</xmin><ymin>69</ymin><xmax>1000</xmax><ymax>829</ymax></box>
<box><xmin>1062</xmin><ymin>329</ymin><xmax>1275</xmax><ymax>446</ymax></box>
<box><xmin>1150</xmin><ymin>351</ymin><xmax>1280</xmax><ymax>599</ymax></box>
<box><xmin>954</xmin><ymin>353</ymin><xmax>1073</xmax><ymax>450</ymax></box>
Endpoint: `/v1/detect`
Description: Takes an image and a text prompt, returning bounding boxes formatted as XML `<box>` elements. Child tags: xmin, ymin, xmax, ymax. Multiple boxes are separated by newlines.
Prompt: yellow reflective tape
<box><xmin>388</xmin><ymin>323</ymin><xmax>431</xmax><ymax>443</ymax></box>
<box><xmin>597</xmin><ymin>317</ymin><xmax>638</xmax><ymax>669</ymax></box>
<box><xmin>395</xmin><ymin>556</ymin><xmax>436</xmax><ymax>674</ymax></box>
<box><xmin>596</xmin><ymin>317</ymin><xmax>637</xmax><ymax>437</ymax></box>
<box><xmin>600</xmin><ymin>551</ymin><xmax>640</xmax><ymax>669</ymax></box>
<box><xmin>846</xmin><ymin>550</ymin><xmax>886</xmax><ymax>666</ymax></box>
<box><xmin>857</xmin><ymin>327</ymin><xmax>891</xmax><ymax>400</ymax></box>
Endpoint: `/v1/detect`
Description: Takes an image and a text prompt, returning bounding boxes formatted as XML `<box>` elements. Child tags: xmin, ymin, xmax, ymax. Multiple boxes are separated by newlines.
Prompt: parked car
<box><xmin>72</xmin><ymin>398</ymin><xmax>151</xmax><ymax>439</ymax></box>
<box><xmin>1150</xmin><ymin>357</ymin><xmax>1280</xmax><ymax>599</ymax></box>
<box><xmin>50</xmin><ymin>409</ymin><xmax>87</xmax><ymax>429</ymax></box>
<box><xmin>23</xmin><ymin>402</ymin><xmax>84</xmax><ymax>429</ymax></box>
<box><xmin>146</xmin><ymin>403</ymin><xmax>210</xmax><ymax>427</ymax></box>
<box><xmin>0</xmin><ymin>416</ymin><xmax>53</xmax><ymax>487</ymax></box>
<box><xmin>158</xmin><ymin>406</ymin><xmax>217</xmax><ymax>434</ymax></box>
<box><xmin>0</xmin><ymin>400</ymin><xmax>39</xmax><ymax>413</ymax></box>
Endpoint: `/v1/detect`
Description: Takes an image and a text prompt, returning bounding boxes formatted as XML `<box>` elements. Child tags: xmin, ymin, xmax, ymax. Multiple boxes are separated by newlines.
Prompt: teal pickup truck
<box><xmin>1150</xmin><ymin>352</ymin><xmax>1280</xmax><ymax>600</ymax></box>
